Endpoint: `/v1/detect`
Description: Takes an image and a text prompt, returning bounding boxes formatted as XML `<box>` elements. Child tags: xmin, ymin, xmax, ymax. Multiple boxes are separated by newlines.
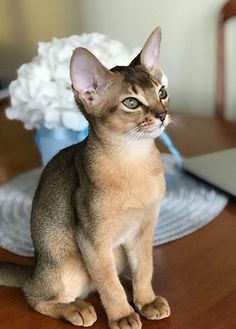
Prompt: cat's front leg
<box><xmin>77</xmin><ymin>235</ymin><xmax>141</xmax><ymax>329</ymax></box>
<box><xmin>124</xmin><ymin>211</ymin><xmax>170</xmax><ymax>321</ymax></box>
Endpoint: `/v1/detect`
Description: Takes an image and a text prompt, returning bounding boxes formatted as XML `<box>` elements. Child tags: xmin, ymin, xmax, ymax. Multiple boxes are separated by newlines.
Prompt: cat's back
<box><xmin>31</xmin><ymin>141</ymin><xmax>86</xmax><ymax>256</ymax></box>
<box><xmin>32</xmin><ymin>139</ymin><xmax>87</xmax><ymax>215</ymax></box>
<box><xmin>36</xmin><ymin>144</ymin><xmax>78</xmax><ymax>192</ymax></box>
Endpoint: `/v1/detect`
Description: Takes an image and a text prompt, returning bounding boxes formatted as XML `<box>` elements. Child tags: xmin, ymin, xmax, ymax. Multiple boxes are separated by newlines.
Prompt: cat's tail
<box><xmin>0</xmin><ymin>262</ymin><xmax>33</xmax><ymax>288</ymax></box>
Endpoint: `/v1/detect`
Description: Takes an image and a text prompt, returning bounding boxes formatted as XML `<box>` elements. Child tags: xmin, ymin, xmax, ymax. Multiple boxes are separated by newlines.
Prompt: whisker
<box><xmin>127</xmin><ymin>127</ymin><xmax>141</xmax><ymax>141</ymax></box>
<box><xmin>133</xmin><ymin>131</ymin><xmax>139</xmax><ymax>141</ymax></box>
<box><xmin>126</xmin><ymin>127</ymin><xmax>139</xmax><ymax>137</ymax></box>
<box><xmin>137</xmin><ymin>130</ymin><xmax>144</xmax><ymax>140</ymax></box>
<box><xmin>133</xmin><ymin>130</ymin><xmax>142</xmax><ymax>141</ymax></box>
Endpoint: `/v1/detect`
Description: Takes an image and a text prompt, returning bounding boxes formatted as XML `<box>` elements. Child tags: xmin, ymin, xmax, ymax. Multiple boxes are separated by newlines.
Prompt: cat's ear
<box><xmin>70</xmin><ymin>47</ymin><xmax>113</xmax><ymax>103</ymax></box>
<box><xmin>138</xmin><ymin>27</ymin><xmax>162</xmax><ymax>79</ymax></box>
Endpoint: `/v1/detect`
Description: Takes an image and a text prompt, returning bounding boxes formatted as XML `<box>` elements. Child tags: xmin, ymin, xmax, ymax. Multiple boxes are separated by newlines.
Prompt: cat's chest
<box><xmin>121</xmin><ymin>170</ymin><xmax>165</xmax><ymax>208</ymax></box>
<box><xmin>87</xmin><ymin>142</ymin><xmax>166</xmax><ymax>208</ymax></box>
<box><xmin>97</xmin><ymin>159</ymin><xmax>165</xmax><ymax>209</ymax></box>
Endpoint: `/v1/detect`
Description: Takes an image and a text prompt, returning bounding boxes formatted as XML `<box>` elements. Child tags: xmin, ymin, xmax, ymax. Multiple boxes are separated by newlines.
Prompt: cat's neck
<box><xmin>86</xmin><ymin>127</ymin><xmax>157</xmax><ymax>164</ymax></box>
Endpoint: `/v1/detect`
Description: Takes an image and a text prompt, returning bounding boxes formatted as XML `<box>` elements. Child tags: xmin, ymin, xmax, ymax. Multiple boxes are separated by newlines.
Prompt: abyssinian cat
<box><xmin>0</xmin><ymin>27</ymin><xmax>171</xmax><ymax>328</ymax></box>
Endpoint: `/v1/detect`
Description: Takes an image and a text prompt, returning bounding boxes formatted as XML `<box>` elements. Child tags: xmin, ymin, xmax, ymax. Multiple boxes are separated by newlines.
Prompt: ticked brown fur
<box><xmin>0</xmin><ymin>27</ymin><xmax>171</xmax><ymax>329</ymax></box>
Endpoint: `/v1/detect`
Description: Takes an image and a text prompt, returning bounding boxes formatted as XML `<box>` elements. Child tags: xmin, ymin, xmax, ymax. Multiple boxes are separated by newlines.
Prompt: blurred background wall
<box><xmin>0</xmin><ymin>0</ymin><xmax>235</xmax><ymax>119</ymax></box>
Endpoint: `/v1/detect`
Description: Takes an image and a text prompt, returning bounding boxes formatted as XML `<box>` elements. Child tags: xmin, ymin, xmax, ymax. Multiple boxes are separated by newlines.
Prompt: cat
<box><xmin>0</xmin><ymin>27</ymin><xmax>171</xmax><ymax>329</ymax></box>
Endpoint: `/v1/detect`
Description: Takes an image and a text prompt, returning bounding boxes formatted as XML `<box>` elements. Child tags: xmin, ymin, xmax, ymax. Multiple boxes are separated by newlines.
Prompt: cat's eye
<box><xmin>159</xmin><ymin>86</ymin><xmax>168</xmax><ymax>100</ymax></box>
<box><xmin>122</xmin><ymin>97</ymin><xmax>140</xmax><ymax>110</ymax></box>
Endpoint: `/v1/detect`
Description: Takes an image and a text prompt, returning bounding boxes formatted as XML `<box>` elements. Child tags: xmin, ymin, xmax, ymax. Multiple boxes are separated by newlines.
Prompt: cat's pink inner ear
<box><xmin>70</xmin><ymin>47</ymin><xmax>113</xmax><ymax>100</ymax></box>
<box><xmin>140</xmin><ymin>27</ymin><xmax>162</xmax><ymax>77</ymax></box>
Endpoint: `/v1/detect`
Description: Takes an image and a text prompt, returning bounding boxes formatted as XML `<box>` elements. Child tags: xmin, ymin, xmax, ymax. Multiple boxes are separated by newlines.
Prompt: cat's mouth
<box><xmin>127</xmin><ymin>115</ymin><xmax>171</xmax><ymax>140</ymax></box>
<box><xmin>141</xmin><ymin>124</ymin><xmax>165</xmax><ymax>138</ymax></box>
<box><xmin>138</xmin><ymin>115</ymin><xmax>170</xmax><ymax>138</ymax></box>
<box><xmin>146</xmin><ymin>121</ymin><xmax>165</xmax><ymax>132</ymax></box>
<box><xmin>128</xmin><ymin>123</ymin><xmax>165</xmax><ymax>140</ymax></box>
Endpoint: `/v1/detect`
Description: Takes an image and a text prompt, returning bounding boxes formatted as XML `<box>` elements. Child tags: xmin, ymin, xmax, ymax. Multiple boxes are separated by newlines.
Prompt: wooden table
<box><xmin>0</xmin><ymin>99</ymin><xmax>236</xmax><ymax>329</ymax></box>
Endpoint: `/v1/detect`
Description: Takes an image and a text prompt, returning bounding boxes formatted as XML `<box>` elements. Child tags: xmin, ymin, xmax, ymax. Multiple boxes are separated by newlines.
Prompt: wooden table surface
<box><xmin>0</xmin><ymin>99</ymin><xmax>236</xmax><ymax>329</ymax></box>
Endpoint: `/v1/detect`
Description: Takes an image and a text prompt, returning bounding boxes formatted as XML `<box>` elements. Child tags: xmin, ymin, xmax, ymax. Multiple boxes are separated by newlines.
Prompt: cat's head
<box><xmin>70</xmin><ymin>27</ymin><xmax>170</xmax><ymax>141</ymax></box>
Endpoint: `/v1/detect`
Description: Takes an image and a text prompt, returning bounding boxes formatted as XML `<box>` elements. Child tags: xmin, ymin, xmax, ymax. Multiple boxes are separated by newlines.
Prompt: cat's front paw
<box><xmin>138</xmin><ymin>296</ymin><xmax>170</xmax><ymax>320</ymax></box>
<box><xmin>109</xmin><ymin>312</ymin><xmax>142</xmax><ymax>329</ymax></box>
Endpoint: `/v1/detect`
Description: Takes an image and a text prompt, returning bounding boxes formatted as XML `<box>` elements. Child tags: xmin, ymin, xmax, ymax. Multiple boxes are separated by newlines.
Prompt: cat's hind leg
<box><xmin>35</xmin><ymin>298</ymin><xmax>97</xmax><ymax>327</ymax></box>
<box><xmin>23</xmin><ymin>253</ymin><xmax>97</xmax><ymax>327</ymax></box>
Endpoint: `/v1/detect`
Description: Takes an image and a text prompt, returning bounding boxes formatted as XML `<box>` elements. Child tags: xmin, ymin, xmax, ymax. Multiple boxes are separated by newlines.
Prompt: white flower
<box><xmin>44</xmin><ymin>108</ymin><xmax>61</xmax><ymax>129</ymax></box>
<box><xmin>62</xmin><ymin>111</ymin><xmax>88</xmax><ymax>131</ymax></box>
<box><xmin>6</xmin><ymin>33</ymin><xmax>138</xmax><ymax>131</ymax></box>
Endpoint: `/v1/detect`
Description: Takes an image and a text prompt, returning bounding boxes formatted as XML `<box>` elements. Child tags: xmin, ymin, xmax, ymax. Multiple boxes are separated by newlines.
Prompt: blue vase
<box><xmin>35</xmin><ymin>126</ymin><xmax>89</xmax><ymax>166</ymax></box>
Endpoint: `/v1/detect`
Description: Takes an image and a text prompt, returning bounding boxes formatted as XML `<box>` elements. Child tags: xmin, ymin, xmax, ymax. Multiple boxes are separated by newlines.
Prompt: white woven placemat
<box><xmin>0</xmin><ymin>154</ymin><xmax>228</xmax><ymax>256</ymax></box>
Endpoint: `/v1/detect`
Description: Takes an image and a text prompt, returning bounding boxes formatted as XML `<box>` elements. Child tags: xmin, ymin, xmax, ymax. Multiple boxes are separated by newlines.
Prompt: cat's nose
<box><xmin>157</xmin><ymin>112</ymin><xmax>167</xmax><ymax>122</ymax></box>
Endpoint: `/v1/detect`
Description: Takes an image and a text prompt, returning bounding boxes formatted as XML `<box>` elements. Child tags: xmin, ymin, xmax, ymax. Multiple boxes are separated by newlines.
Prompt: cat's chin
<box><xmin>141</xmin><ymin>125</ymin><xmax>166</xmax><ymax>139</ymax></box>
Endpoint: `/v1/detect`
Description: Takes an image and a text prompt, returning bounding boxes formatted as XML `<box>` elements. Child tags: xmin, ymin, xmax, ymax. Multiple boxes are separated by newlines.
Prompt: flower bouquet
<box><xmin>6</xmin><ymin>33</ymin><xmax>138</xmax><ymax>165</ymax></box>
